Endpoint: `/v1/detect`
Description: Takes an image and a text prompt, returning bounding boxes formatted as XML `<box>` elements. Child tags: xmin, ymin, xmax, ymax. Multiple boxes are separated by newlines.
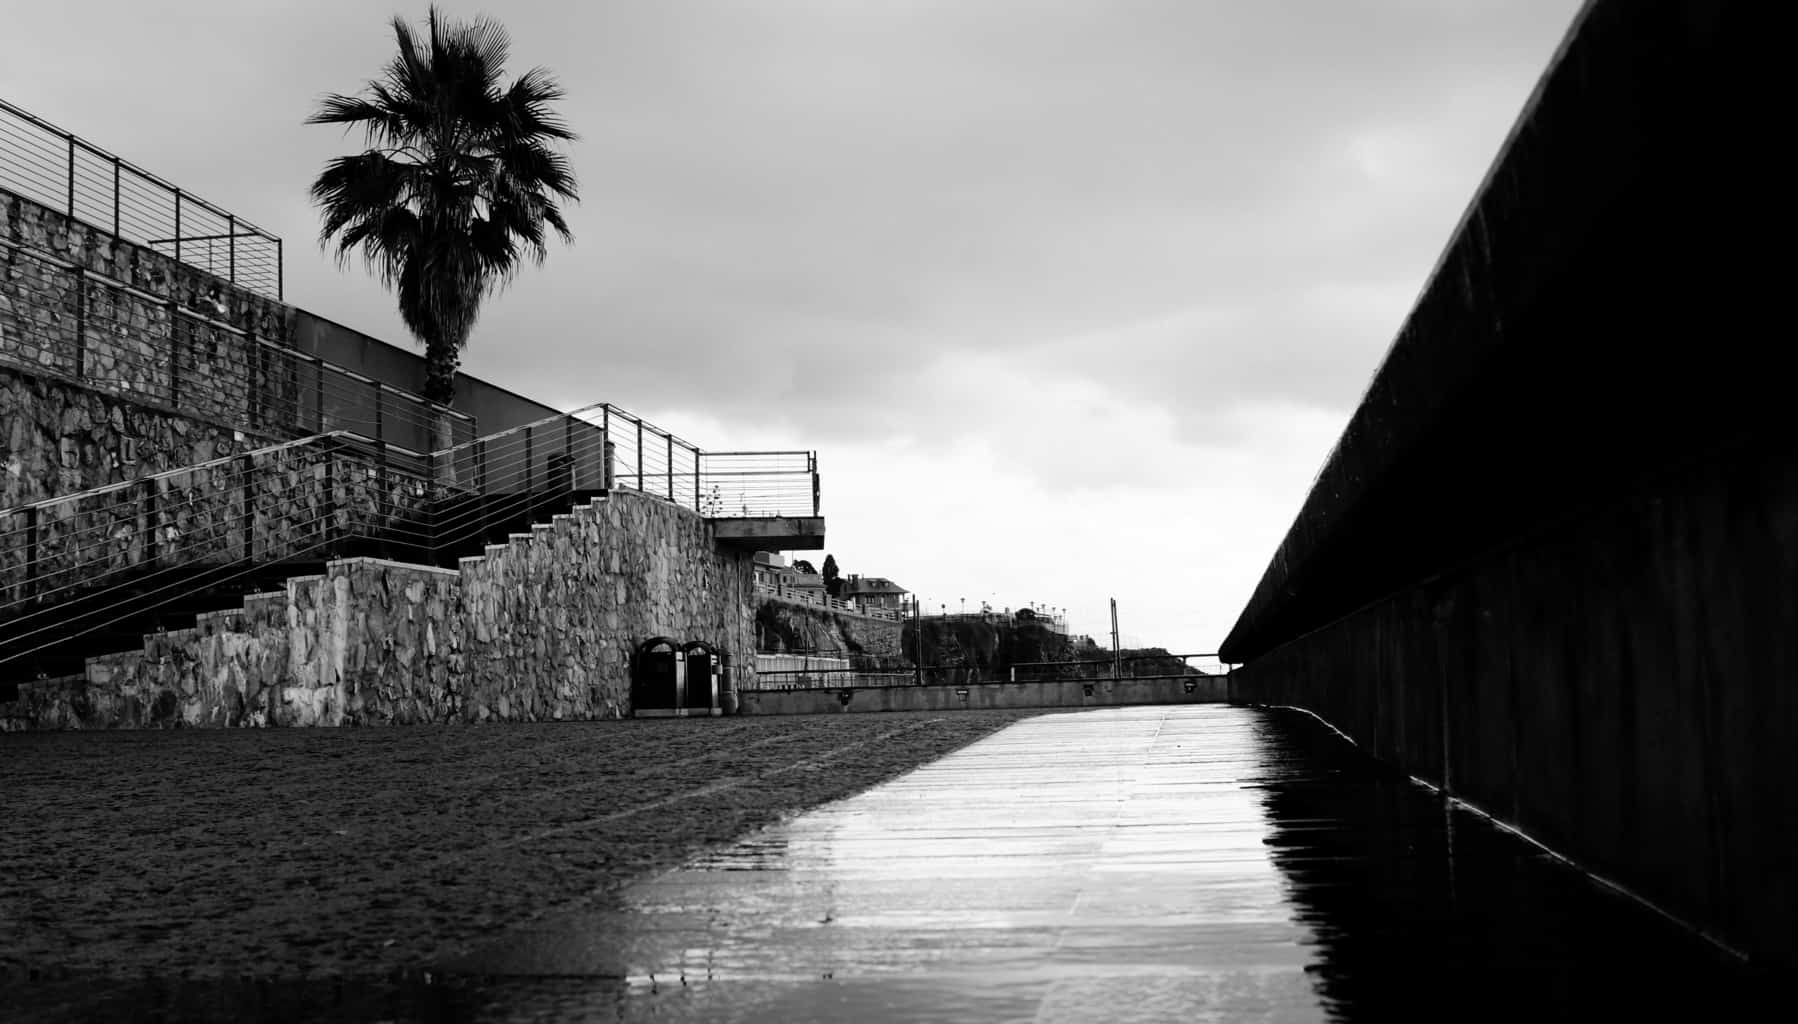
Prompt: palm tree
<box><xmin>307</xmin><ymin>6</ymin><xmax>578</xmax><ymax>407</ymax></box>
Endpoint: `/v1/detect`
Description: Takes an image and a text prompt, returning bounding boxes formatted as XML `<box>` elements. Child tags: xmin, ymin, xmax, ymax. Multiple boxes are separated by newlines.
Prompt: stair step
<box><xmin>1</xmin><ymin>485</ymin><xmax>601</xmax><ymax>678</ymax></box>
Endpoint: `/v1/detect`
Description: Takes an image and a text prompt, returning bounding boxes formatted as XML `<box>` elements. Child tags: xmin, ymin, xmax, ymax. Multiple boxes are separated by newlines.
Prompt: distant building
<box><xmin>842</xmin><ymin>574</ymin><xmax>909</xmax><ymax>612</ymax></box>
<box><xmin>753</xmin><ymin>552</ymin><xmax>826</xmax><ymax>599</ymax></box>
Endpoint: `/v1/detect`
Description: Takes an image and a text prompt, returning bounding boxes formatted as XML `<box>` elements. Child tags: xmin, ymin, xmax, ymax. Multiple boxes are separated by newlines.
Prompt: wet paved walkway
<box><xmin>454</xmin><ymin>706</ymin><xmax>1761</xmax><ymax>1021</ymax></box>
<box><xmin>4</xmin><ymin>706</ymin><xmax>1766</xmax><ymax>1021</ymax></box>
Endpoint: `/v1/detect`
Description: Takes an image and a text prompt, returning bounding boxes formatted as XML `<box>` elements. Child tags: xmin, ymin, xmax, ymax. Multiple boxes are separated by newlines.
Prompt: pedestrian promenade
<box><xmin>459</xmin><ymin>706</ymin><xmax>1761</xmax><ymax>1021</ymax></box>
<box><xmin>3</xmin><ymin>706</ymin><xmax>1765</xmax><ymax>1021</ymax></box>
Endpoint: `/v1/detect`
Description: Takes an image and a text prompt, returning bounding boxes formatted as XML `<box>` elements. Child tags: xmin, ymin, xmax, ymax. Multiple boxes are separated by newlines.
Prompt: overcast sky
<box><xmin>3</xmin><ymin>0</ymin><xmax>1582</xmax><ymax>655</ymax></box>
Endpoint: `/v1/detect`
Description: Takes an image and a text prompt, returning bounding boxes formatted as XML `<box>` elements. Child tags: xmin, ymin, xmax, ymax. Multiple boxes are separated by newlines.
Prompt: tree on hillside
<box><xmin>306</xmin><ymin>6</ymin><xmax>579</xmax><ymax>407</ymax></box>
<box><xmin>822</xmin><ymin>554</ymin><xmax>842</xmax><ymax>598</ymax></box>
<box><xmin>792</xmin><ymin>559</ymin><xmax>817</xmax><ymax>575</ymax></box>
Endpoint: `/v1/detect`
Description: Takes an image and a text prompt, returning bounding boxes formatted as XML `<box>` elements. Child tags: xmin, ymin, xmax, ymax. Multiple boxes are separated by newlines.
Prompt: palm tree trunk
<box><xmin>424</xmin><ymin>339</ymin><xmax>460</xmax><ymax>407</ymax></box>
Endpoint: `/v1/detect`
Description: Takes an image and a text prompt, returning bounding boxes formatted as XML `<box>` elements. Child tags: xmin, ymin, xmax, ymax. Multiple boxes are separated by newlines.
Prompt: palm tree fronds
<box><xmin>305</xmin><ymin>4</ymin><xmax>579</xmax><ymax>405</ymax></box>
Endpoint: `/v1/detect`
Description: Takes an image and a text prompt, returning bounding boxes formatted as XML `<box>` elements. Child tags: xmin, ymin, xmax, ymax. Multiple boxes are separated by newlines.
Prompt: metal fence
<box><xmin>0</xmin><ymin>409</ymin><xmax>611</xmax><ymax>672</ymax></box>
<box><xmin>574</xmin><ymin>405</ymin><xmax>819</xmax><ymax>519</ymax></box>
<box><xmin>0</xmin><ymin>98</ymin><xmax>282</xmax><ymax>299</ymax></box>
<box><xmin>747</xmin><ymin>668</ymin><xmax>919</xmax><ymax>692</ymax></box>
<box><xmin>1007</xmin><ymin>653</ymin><xmax>1228</xmax><ymax>682</ymax></box>
<box><xmin>0</xmin><ymin>230</ymin><xmax>473</xmax><ymax>452</ymax></box>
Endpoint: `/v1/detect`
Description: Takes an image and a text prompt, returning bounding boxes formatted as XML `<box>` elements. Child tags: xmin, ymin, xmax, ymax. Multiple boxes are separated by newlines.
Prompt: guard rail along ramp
<box><xmin>0</xmin><ymin>400</ymin><xmax>818</xmax><ymax>684</ymax></box>
<box><xmin>0</xmin><ymin>190</ymin><xmax>475</xmax><ymax>455</ymax></box>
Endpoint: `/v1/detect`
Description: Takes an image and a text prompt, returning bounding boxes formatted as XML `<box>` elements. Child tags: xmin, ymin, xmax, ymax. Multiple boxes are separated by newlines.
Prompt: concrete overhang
<box><xmin>1217</xmin><ymin>0</ymin><xmax>1777</xmax><ymax>663</ymax></box>
<box><xmin>711</xmin><ymin>517</ymin><xmax>825</xmax><ymax>551</ymax></box>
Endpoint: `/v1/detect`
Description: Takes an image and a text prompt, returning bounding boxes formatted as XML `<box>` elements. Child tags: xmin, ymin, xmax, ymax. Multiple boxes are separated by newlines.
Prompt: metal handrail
<box><xmin>746</xmin><ymin>669</ymin><xmax>919</xmax><ymax>691</ymax></box>
<box><xmin>0</xmin><ymin>430</ymin><xmax>356</xmax><ymax>517</ymax></box>
<box><xmin>0</xmin><ymin>231</ymin><xmax>473</xmax><ymax>454</ymax></box>
<box><xmin>565</xmin><ymin>405</ymin><xmax>819</xmax><ymax>519</ymax></box>
<box><xmin>0</xmin><ymin>98</ymin><xmax>282</xmax><ymax>298</ymax></box>
<box><xmin>0</xmin><ymin>424</ymin><xmax>614</xmax><ymax>669</ymax></box>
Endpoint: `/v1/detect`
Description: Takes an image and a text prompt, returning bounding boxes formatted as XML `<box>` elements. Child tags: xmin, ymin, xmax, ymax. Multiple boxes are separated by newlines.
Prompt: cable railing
<box><xmin>0</xmin><ymin>232</ymin><xmax>474</xmax><ymax>453</ymax></box>
<box><xmin>1007</xmin><ymin>653</ymin><xmax>1228</xmax><ymax>682</ymax></box>
<box><xmin>0</xmin><ymin>393</ymin><xmax>822</xmax><ymax>677</ymax></box>
<box><xmin>0</xmin><ymin>410</ymin><xmax>613</xmax><ymax>672</ymax></box>
<box><xmin>747</xmin><ymin>668</ymin><xmax>919</xmax><ymax>692</ymax></box>
<box><xmin>563</xmin><ymin>405</ymin><xmax>819</xmax><ymax>519</ymax></box>
<box><xmin>0</xmin><ymin>98</ymin><xmax>282</xmax><ymax>299</ymax></box>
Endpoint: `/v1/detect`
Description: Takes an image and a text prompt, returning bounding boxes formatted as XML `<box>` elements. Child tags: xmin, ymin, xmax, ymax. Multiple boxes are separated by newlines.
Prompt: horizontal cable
<box><xmin>1</xmin><ymin>473</ymin><xmax>605</xmax><ymax>662</ymax></box>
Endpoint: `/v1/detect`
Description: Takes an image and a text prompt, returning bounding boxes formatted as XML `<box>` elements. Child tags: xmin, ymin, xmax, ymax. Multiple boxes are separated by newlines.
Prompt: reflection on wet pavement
<box><xmin>450</xmin><ymin>705</ymin><xmax>1759</xmax><ymax>1022</ymax></box>
<box><xmin>5</xmin><ymin>706</ymin><xmax>1765</xmax><ymax>1021</ymax></box>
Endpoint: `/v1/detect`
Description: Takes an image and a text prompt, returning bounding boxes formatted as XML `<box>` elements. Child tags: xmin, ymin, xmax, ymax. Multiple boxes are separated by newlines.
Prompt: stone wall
<box><xmin>0</xmin><ymin>433</ymin><xmax>432</xmax><ymax>608</ymax></box>
<box><xmin>1</xmin><ymin>187</ymin><xmax>459</xmax><ymax>510</ymax></box>
<box><xmin>0</xmin><ymin>366</ymin><xmax>255</xmax><ymax>508</ymax></box>
<box><xmin>1</xmin><ymin>190</ymin><xmax>296</xmax><ymax>461</ymax></box>
<box><xmin>1</xmin><ymin>491</ymin><xmax>755</xmax><ymax>729</ymax></box>
<box><xmin>755</xmin><ymin>597</ymin><xmax>903</xmax><ymax>662</ymax></box>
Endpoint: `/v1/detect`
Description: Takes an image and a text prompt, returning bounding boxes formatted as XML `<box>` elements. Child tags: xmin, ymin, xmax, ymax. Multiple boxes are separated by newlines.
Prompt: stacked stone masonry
<box><xmin>1</xmin><ymin>435</ymin><xmax>432</xmax><ymax>607</ymax></box>
<box><xmin>0</xmin><ymin>368</ymin><xmax>257</xmax><ymax>509</ymax></box>
<box><xmin>2</xmin><ymin>187</ymin><xmax>453</xmax><ymax>511</ymax></box>
<box><xmin>1</xmin><ymin>190</ymin><xmax>294</xmax><ymax>454</ymax></box>
<box><xmin>1</xmin><ymin>491</ymin><xmax>755</xmax><ymax>729</ymax></box>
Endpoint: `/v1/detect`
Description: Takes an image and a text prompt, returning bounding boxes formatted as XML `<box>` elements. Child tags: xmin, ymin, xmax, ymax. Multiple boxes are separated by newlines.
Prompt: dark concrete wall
<box><xmin>1219</xmin><ymin>0</ymin><xmax>1790</xmax><ymax>964</ymax></box>
<box><xmin>1219</xmin><ymin>0</ymin><xmax>1777</xmax><ymax>661</ymax></box>
<box><xmin>1229</xmin><ymin>433</ymin><xmax>1798</xmax><ymax>963</ymax></box>
<box><xmin>289</xmin><ymin>311</ymin><xmax>565</xmax><ymax>438</ymax></box>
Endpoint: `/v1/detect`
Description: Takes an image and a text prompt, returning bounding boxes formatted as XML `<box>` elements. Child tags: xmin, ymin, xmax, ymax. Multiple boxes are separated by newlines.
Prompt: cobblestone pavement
<box><xmin>0</xmin><ymin>711</ymin><xmax>1039</xmax><ymax>1018</ymax></box>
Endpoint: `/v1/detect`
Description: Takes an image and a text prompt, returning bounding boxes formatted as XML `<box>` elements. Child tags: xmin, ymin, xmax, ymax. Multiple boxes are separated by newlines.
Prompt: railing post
<box><xmin>313</xmin><ymin>358</ymin><xmax>326</xmax><ymax>431</ymax></box>
<box><xmin>372</xmin><ymin>382</ymin><xmax>384</xmax><ymax>448</ymax></box>
<box><xmin>239</xmin><ymin>453</ymin><xmax>254</xmax><ymax>563</ymax></box>
<box><xmin>227</xmin><ymin>214</ymin><xmax>237</xmax><ymax>286</ymax></box>
<box><xmin>173</xmin><ymin>189</ymin><xmax>182</xmax><ymax>263</ymax></box>
<box><xmin>276</xmin><ymin>237</ymin><xmax>284</xmax><ymax>301</ymax></box>
<box><xmin>665</xmin><ymin>435</ymin><xmax>674</xmax><ymax>501</ymax></box>
<box><xmin>166</xmin><ymin>302</ymin><xmax>181</xmax><ymax>406</ymax></box>
<box><xmin>322</xmin><ymin>449</ymin><xmax>336</xmax><ymax>553</ymax></box>
<box><xmin>375</xmin><ymin>440</ymin><xmax>389</xmax><ymax>527</ymax></box>
<box><xmin>812</xmin><ymin>452</ymin><xmax>821</xmax><ymax>516</ymax></box>
<box><xmin>636</xmin><ymin>419</ymin><xmax>644</xmax><ymax>491</ymax></box>
<box><xmin>65</xmin><ymin>135</ymin><xmax>75</xmax><ymax>217</ymax></box>
<box><xmin>72</xmin><ymin>266</ymin><xmax>86</xmax><ymax>379</ymax></box>
<box><xmin>111</xmin><ymin>158</ymin><xmax>121</xmax><ymax>235</ymax></box>
<box><xmin>692</xmin><ymin>445</ymin><xmax>701</xmax><ymax>509</ymax></box>
<box><xmin>246</xmin><ymin>339</ymin><xmax>259</xmax><ymax>429</ymax></box>
<box><xmin>22</xmin><ymin>507</ymin><xmax>39</xmax><ymax>603</ymax></box>
<box><xmin>142</xmin><ymin>479</ymin><xmax>159</xmax><ymax>568</ymax></box>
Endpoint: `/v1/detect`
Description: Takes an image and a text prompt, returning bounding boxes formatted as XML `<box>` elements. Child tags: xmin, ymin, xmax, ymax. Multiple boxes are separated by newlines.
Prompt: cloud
<box><xmin>0</xmin><ymin>0</ymin><xmax>1585</xmax><ymax>653</ymax></box>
